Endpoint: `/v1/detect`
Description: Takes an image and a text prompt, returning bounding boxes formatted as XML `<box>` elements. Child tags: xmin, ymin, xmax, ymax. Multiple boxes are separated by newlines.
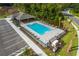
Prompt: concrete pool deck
<box><xmin>22</xmin><ymin>21</ymin><xmax>65</xmax><ymax>45</ymax></box>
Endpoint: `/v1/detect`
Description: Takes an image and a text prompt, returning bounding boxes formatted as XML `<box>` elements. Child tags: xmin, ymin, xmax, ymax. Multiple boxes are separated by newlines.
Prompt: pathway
<box><xmin>71</xmin><ymin>22</ymin><xmax>79</xmax><ymax>56</ymax></box>
<box><xmin>63</xmin><ymin>10</ymin><xmax>79</xmax><ymax>56</ymax></box>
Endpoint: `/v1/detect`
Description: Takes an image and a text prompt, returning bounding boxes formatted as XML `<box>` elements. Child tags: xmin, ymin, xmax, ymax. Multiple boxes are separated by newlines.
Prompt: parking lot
<box><xmin>0</xmin><ymin>20</ymin><xmax>28</xmax><ymax>56</ymax></box>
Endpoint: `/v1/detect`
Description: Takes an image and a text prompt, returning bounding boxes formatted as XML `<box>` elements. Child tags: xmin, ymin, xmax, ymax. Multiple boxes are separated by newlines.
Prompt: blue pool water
<box><xmin>26</xmin><ymin>23</ymin><xmax>51</xmax><ymax>35</ymax></box>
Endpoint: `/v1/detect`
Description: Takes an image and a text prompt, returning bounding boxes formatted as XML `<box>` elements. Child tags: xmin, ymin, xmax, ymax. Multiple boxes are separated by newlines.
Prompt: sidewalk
<box><xmin>63</xmin><ymin>10</ymin><xmax>79</xmax><ymax>56</ymax></box>
<box><xmin>75</xmin><ymin>16</ymin><xmax>79</xmax><ymax>20</ymax></box>
<box><xmin>6</xmin><ymin>18</ymin><xmax>47</xmax><ymax>56</ymax></box>
<box><xmin>77</xmin><ymin>31</ymin><xmax>79</xmax><ymax>56</ymax></box>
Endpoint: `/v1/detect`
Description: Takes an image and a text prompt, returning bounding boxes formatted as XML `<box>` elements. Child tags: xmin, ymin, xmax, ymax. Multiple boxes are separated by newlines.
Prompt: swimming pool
<box><xmin>26</xmin><ymin>23</ymin><xmax>51</xmax><ymax>35</ymax></box>
<box><xmin>23</xmin><ymin>21</ymin><xmax>65</xmax><ymax>46</ymax></box>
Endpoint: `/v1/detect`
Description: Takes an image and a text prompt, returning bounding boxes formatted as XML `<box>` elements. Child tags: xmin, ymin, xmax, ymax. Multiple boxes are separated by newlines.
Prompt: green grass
<box><xmin>0</xmin><ymin>12</ymin><xmax>10</xmax><ymax>19</ymax></box>
<box><xmin>0</xmin><ymin>15</ymin><xmax>6</xmax><ymax>18</ymax></box>
<box><xmin>57</xmin><ymin>21</ymin><xmax>78</xmax><ymax>56</ymax></box>
<box><xmin>72</xmin><ymin>21</ymin><xmax>79</xmax><ymax>30</ymax></box>
<box><xmin>0</xmin><ymin>13</ymin><xmax>9</xmax><ymax>18</ymax></box>
<box><xmin>20</xmin><ymin>48</ymin><xmax>38</xmax><ymax>56</ymax></box>
<box><xmin>69</xmin><ymin>10</ymin><xmax>79</xmax><ymax>17</ymax></box>
<box><xmin>43</xmin><ymin>47</ymin><xmax>55</xmax><ymax>56</ymax></box>
<box><xmin>42</xmin><ymin>20</ymin><xmax>78</xmax><ymax>56</ymax></box>
<box><xmin>57</xmin><ymin>31</ymin><xmax>77</xmax><ymax>56</ymax></box>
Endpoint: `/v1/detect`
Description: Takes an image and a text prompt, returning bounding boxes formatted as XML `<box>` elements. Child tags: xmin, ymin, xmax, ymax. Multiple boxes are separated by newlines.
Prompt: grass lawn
<box><xmin>20</xmin><ymin>48</ymin><xmax>38</xmax><ymax>56</ymax></box>
<box><xmin>42</xmin><ymin>20</ymin><xmax>78</xmax><ymax>56</ymax></box>
<box><xmin>0</xmin><ymin>12</ymin><xmax>10</xmax><ymax>19</ymax></box>
<box><xmin>69</xmin><ymin>10</ymin><xmax>79</xmax><ymax>21</ymax></box>
<box><xmin>43</xmin><ymin>47</ymin><xmax>55</xmax><ymax>56</ymax></box>
<box><xmin>0</xmin><ymin>17</ymin><xmax>5</xmax><ymax>20</ymax></box>
<box><xmin>56</xmin><ymin>20</ymin><xmax>78</xmax><ymax>56</ymax></box>
<box><xmin>0</xmin><ymin>15</ymin><xmax>6</xmax><ymax>18</ymax></box>
<box><xmin>69</xmin><ymin>10</ymin><xmax>79</xmax><ymax>17</ymax></box>
<box><xmin>72</xmin><ymin>21</ymin><xmax>79</xmax><ymax>30</ymax></box>
<box><xmin>0</xmin><ymin>14</ymin><xmax>8</xmax><ymax>18</ymax></box>
<box><xmin>0</xmin><ymin>16</ymin><xmax>4</xmax><ymax>20</ymax></box>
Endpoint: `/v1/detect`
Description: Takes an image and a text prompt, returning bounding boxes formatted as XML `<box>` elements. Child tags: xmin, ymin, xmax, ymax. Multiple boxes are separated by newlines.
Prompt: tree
<box><xmin>12</xmin><ymin>3</ymin><xmax>76</xmax><ymax>27</ymax></box>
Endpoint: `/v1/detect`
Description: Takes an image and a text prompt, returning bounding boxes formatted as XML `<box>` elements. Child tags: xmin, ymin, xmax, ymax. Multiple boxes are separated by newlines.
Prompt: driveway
<box><xmin>62</xmin><ymin>10</ymin><xmax>79</xmax><ymax>25</ymax></box>
<box><xmin>69</xmin><ymin>16</ymin><xmax>79</xmax><ymax>25</ymax></box>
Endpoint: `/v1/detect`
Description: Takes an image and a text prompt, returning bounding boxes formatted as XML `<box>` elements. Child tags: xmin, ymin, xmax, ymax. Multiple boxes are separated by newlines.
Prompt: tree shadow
<box><xmin>70</xmin><ymin>46</ymin><xmax>78</xmax><ymax>51</ymax></box>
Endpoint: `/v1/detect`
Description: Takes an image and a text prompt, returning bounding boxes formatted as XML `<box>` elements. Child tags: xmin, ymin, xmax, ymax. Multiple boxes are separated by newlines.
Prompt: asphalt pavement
<box><xmin>0</xmin><ymin>20</ymin><xmax>28</xmax><ymax>56</ymax></box>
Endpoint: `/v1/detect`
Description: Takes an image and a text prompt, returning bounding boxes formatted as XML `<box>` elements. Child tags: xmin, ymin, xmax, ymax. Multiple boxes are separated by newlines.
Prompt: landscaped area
<box><xmin>72</xmin><ymin>21</ymin><xmax>79</xmax><ymax>30</ymax></box>
<box><xmin>0</xmin><ymin>3</ymin><xmax>79</xmax><ymax>56</ymax></box>
<box><xmin>0</xmin><ymin>8</ymin><xmax>9</xmax><ymax>18</ymax></box>
<box><xmin>69</xmin><ymin>9</ymin><xmax>79</xmax><ymax>17</ymax></box>
<box><xmin>20</xmin><ymin>19</ymin><xmax>78</xmax><ymax>56</ymax></box>
<box><xmin>37</xmin><ymin>20</ymin><xmax>78</xmax><ymax>56</ymax></box>
<box><xmin>20</xmin><ymin>48</ymin><xmax>38</xmax><ymax>56</ymax></box>
<box><xmin>57</xmin><ymin>20</ymin><xmax>78</xmax><ymax>56</ymax></box>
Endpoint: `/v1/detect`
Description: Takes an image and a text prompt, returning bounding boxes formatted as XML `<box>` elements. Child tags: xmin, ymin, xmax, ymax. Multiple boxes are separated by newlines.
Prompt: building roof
<box><xmin>15</xmin><ymin>12</ymin><xmax>35</xmax><ymax>20</ymax></box>
<box><xmin>0</xmin><ymin>20</ymin><xmax>28</xmax><ymax>56</ymax></box>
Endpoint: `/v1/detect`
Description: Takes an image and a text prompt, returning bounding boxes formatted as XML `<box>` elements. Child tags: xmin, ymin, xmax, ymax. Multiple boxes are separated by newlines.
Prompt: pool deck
<box><xmin>22</xmin><ymin>21</ymin><xmax>65</xmax><ymax>44</ymax></box>
<box><xmin>6</xmin><ymin>18</ymin><xmax>47</xmax><ymax>56</ymax></box>
<box><xmin>40</xmin><ymin>29</ymin><xmax>64</xmax><ymax>44</ymax></box>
